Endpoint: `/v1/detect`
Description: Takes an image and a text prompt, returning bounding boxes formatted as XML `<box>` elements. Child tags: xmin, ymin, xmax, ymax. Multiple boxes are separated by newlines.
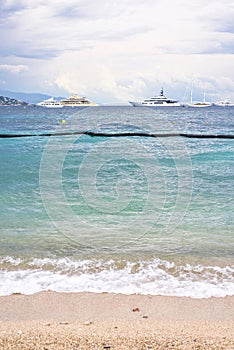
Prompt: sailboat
<box><xmin>187</xmin><ymin>81</ymin><xmax>212</xmax><ymax>107</ymax></box>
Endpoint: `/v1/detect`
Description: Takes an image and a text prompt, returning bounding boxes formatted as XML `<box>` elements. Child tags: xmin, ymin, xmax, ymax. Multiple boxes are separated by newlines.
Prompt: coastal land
<box><xmin>0</xmin><ymin>292</ymin><xmax>233</xmax><ymax>349</ymax></box>
<box><xmin>0</xmin><ymin>96</ymin><xmax>29</xmax><ymax>106</ymax></box>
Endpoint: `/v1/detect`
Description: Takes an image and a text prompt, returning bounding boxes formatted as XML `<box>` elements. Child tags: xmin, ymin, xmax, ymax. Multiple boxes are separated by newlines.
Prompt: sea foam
<box><xmin>0</xmin><ymin>256</ymin><xmax>233</xmax><ymax>298</ymax></box>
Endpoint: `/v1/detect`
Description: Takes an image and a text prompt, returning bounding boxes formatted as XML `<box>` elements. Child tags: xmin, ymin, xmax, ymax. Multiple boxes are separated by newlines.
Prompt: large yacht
<box><xmin>37</xmin><ymin>97</ymin><xmax>64</xmax><ymax>108</ymax></box>
<box><xmin>61</xmin><ymin>94</ymin><xmax>98</xmax><ymax>107</ymax></box>
<box><xmin>214</xmin><ymin>99</ymin><xmax>234</xmax><ymax>107</ymax></box>
<box><xmin>129</xmin><ymin>88</ymin><xmax>181</xmax><ymax>107</ymax></box>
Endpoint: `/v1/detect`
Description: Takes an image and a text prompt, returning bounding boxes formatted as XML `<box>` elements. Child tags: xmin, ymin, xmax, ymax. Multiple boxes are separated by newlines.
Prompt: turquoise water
<box><xmin>0</xmin><ymin>106</ymin><xmax>233</xmax><ymax>297</ymax></box>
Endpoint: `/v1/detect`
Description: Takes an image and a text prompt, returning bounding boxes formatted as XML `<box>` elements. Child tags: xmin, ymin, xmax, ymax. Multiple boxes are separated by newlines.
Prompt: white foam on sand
<box><xmin>0</xmin><ymin>256</ymin><xmax>233</xmax><ymax>298</ymax></box>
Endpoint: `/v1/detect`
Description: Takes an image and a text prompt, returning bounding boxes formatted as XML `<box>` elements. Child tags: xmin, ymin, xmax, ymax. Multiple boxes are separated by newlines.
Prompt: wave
<box><xmin>0</xmin><ymin>256</ymin><xmax>233</xmax><ymax>298</ymax></box>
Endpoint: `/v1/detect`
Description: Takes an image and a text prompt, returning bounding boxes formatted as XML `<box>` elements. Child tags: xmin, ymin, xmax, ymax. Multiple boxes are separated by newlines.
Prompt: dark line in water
<box><xmin>0</xmin><ymin>131</ymin><xmax>233</xmax><ymax>139</ymax></box>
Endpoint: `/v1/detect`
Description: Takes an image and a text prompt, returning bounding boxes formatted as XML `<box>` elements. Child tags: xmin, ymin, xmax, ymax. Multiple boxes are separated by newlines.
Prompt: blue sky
<box><xmin>0</xmin><ymin>0</ymin><xmax>234</xmax><ymax>103</ymax></box>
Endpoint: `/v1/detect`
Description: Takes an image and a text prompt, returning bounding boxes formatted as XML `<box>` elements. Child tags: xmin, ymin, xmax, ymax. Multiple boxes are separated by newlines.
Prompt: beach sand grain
<box><xmin>0</xmin><ymin>292</ymin><xmax>233</xmax><ymax>349</ymax></box>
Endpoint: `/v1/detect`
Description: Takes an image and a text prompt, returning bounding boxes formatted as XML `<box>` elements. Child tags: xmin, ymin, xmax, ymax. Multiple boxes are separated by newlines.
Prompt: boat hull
<box><xmin>61</xmin><ymin>103</ymin><xmax>98</xmax><ymax>107</ymax></box>
<box><xmin>129</xmin><ymin>101</ymin><xmax>181</xmax><ymax>107</ymax></box>
<box><xmin>186</xmin><ymin>103</ymin><xmax>211</xmax><ymax>108</ymax></box>
<box><xmin>37</xmin><ymin>104</ymin><xmax>64</xmax><ymax>108</ymax></box>
<box><xmin>214</xmin><ymin>102</ymin><xmax>234</xmax><ymax>107</ymax></box>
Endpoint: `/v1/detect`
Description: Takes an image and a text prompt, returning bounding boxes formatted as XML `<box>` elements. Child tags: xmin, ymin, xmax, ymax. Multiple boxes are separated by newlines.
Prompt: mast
<box><xmin>203</xmin><ymin>91</ymin><xmax>206</xmax><ymax>103</ymax></box>
<box><xmin>190</xmin><ymin>81</ymin><xmax>193</xmax><ymax>104</ymax></box>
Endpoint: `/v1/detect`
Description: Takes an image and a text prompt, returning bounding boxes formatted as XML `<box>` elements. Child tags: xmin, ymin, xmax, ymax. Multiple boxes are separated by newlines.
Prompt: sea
<box><xmin>0</xmin><ymin>105</ymin><xmax>233</xmax><ymax>298</ymax></box>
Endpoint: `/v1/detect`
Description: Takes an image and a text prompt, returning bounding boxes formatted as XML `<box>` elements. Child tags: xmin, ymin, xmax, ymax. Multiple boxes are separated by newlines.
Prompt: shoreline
<box><xmin>0</xmin><ymin>291</ymin><xmax>233</xmax><ymax>349</ymax></box>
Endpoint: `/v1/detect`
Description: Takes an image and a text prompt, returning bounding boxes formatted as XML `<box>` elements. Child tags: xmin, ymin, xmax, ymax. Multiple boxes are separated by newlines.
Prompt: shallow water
<box><xmin>0</xmin><ymin>105</ymin><xmax>233</xmax><ymax>297</ymax></box>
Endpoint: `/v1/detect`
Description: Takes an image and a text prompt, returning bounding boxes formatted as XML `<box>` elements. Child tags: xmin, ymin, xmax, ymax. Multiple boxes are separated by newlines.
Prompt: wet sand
<box><xmin>0</xmin><ymin>292</ymin><xmax>233</xmax><ymax>349</ymax></box>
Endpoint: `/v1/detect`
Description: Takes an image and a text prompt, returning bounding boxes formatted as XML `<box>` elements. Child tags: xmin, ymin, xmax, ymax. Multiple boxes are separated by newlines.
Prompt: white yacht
<box><xmin>37</xmin><ymin>97</ymin><xmax>64</xmax><ymax>108</ymax></box>
<box><xmin>60</xmin><ymin>94</ymin><xmax>98</xmax><ymax>107</ymax></box>
<box><xmin>186</xmin><ymin>83</ymin><xmax>212</xmax><ymax>107</ymax></box>
<box><xmin>187</xmin><ymin>101</ymin><xmax>212</xmax><ymax>108</ymax></box>
<box><xmin>214</xmin><ymin>99</ymin><xmax>234</xmax><ymax>107</ymax></box>
<box><xmin>129</xmin><ymin>88</ymin><xmax>181</xmax><ymax>107</ymax></box>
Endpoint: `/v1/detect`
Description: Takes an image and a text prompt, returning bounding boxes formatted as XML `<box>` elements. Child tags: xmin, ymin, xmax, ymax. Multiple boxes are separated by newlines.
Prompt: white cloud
<box><xmin>0</xmin><ymin>0</ymin><xmax>234</xmax><ymax>102</ymax></box>
<box><xmin>0</xmin><ymin>64</ymin><xmax>28</xmax><ymax>74</ymax></box>
<box><xmin>2</xmin><ymin>0</ymin><xmax>233</xmax><ymax>56</ymax></box>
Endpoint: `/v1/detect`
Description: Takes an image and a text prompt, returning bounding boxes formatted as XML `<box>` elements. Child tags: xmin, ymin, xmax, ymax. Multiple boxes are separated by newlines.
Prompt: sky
<box><xmin>0</xmin><ymin>0</ymin><xmax>234</xmax><ymax>103</ymax></box>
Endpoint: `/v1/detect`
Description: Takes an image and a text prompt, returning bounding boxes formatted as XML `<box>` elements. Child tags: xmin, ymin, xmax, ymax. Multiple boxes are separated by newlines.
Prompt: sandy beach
<box><xmin>0</xmin><ymin>292</ymin><xmax>233</xmax><ymax>349</ymax></box>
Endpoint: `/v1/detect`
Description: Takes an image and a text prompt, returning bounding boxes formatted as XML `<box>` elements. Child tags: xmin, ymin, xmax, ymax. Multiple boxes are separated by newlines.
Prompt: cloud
<box><xmin>0</xmin><ymin>64</ymin><xmax>28</xmax><ymax>74</ymax></box>
<box><xmin>0</xmin><ymin>0</ymin><xmax>26</xmax><ymax>13</ymax></box>
<box><xmin>2</xmin><ymin>0</ymin><xmax>232</xmax><ymax>58</ymax></box>
<box><xmin>0</xmin><ymin>0</ymin><xmax>234</xmax><ymax>102</ymax></box>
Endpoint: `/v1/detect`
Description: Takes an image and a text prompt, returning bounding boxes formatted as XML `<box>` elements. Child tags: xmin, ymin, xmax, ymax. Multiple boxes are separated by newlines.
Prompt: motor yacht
<box><xmin>129</xmin><ymin>88</ymin><xmax>181</xmax><ymax>107</ymax></box>
<box><xmin>37</xmin><ymin>97</ymin><xmax>64</xmax><ymax>108</ymax></box>
<box><xmin>61</xmin><ymin>94</ymin><xmax>98</xmax><ymax>107</ymax></box>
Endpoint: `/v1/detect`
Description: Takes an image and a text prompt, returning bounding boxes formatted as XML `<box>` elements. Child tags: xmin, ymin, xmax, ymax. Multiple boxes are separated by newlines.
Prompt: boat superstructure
<box><xmin>60</xmin><ymin>94</ymin><xmax>98</xmax><ymax>107</ymax></box>
<box><xmin>37</xmin><ymin>97</ymin><xmax>64</xmax><ymax>108</ymax></box>
<box><xmin>129</xmin><ymin>88</ymin><xmax>181</xmax><ymax>107</ymax></box>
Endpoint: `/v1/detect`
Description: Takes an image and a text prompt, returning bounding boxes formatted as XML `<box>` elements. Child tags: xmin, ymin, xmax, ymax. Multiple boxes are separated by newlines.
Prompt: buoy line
<box><xmin>0</xmin><ymin>131</ymin><xmax>233</xmax><ymax>139</ymax></box>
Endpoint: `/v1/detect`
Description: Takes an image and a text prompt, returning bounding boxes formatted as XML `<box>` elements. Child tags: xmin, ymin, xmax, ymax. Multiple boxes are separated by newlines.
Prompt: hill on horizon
<box><xmin>0</xmin><ymin>90</ymin><xmax>65</xmax><ymax>104</ymax></box>
<box><xmin>0</xmin><ymin>95</ymin><xmax>29</xmax><ymax>106</ymax></box>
